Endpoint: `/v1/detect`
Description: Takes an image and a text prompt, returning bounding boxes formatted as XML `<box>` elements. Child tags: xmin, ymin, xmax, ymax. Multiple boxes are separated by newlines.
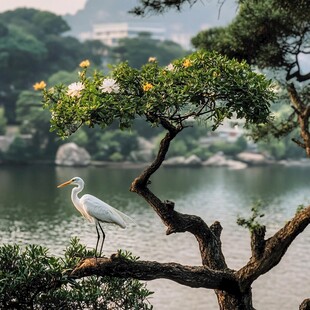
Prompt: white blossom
<box><xmin>165</xmin><ymin>63</ymin><xmax>175</xmax><ymax>71</ymax></box>
<box><xmin>51</xmin><ymin>111</ymin><xmax>56</xmax><ymax>120</ymax></box>
<box><xmin>67</xmin><ymin>82</ymin><xmax>84</xmax><ymax>98</ymax></box>
<box><xmin>99</xmin><ymin>78</ymin><xmax>120</xmax><ymax>94</ymax></box>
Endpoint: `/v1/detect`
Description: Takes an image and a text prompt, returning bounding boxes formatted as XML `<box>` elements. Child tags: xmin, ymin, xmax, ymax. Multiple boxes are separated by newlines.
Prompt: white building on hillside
<box><xmin>199</xmin><ymin>119</ymin><xmax>245</xmax><ymax>145</ymax></box>
<box><xmin>92</xmin><ymin>22</ymin><xmax>166</xmax><ymax>46</ymax></box>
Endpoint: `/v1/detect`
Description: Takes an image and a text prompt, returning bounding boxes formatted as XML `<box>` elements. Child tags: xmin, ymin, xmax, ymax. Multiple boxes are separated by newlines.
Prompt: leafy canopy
<box><xmin>191</xmin><ymin>0</ymin><xmax>310</xmax><ymax>151</ymax></box>
<box><xmin>43</xmin><ymin>50</ymin><xmax>275</xmax><ymax>138</ymax></box>
<box><xmin>192</xmin><ymin>0</ymin><xmax>310</xmax><ymax>82</ymax></box>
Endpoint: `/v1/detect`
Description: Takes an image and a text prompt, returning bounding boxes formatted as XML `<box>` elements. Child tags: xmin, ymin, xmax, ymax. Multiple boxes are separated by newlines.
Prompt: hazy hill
<box><xmin>64</xmin><ymin>0</ymin><xmax>237</xmax><ymax>47</ymax></box>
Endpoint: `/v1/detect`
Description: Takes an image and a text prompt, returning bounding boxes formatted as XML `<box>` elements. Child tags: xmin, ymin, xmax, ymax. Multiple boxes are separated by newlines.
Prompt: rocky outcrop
<box><xmin>236</xmin><ymin>152</ymin><xmax>273</xmax><ymax>165</ymax></box>
<box><xmin>163</xmin><ymin>155</ymin><xmax>202</xmax><ymax>167</ymax></box>
<box><xmin>184</xmin><ymin>155</ymin><xmax>203</xmax><ymax>166</ymax></box>
<box><xmin>0</xmin><ymin>136</ymin><xmax>14</xmax><ymax>152</ymax></box>
<box><xmin>130</xmin><ymin>137</ymin><xmax>155</xmax><ymax>162</ymax></box>
<box><xmin>203</xmin><ymin>153</ymin><xmax>248</xmax><ymax>170</ymax></box>
<box><xmin>55</xmin><ymin>143</ymin><xmax>91</xmax><ymax>166</ymax></box>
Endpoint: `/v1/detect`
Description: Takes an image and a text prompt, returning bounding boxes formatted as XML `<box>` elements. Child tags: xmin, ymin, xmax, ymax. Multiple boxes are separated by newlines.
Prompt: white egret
<box><xmin>57</xmin><ymin>177</ymin><xmax>132</xmax><ymax>257</ymax></box>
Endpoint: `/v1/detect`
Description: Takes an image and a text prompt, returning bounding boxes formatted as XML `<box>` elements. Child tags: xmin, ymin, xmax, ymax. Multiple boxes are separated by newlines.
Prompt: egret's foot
<box><xmin>94</xmin><ymin>251</ymin><xmax>105</xmax><ymax>259</ymax></box>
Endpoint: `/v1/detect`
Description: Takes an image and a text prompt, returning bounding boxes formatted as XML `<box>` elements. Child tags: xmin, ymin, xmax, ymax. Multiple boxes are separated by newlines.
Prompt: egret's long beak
<box><xmin>57</xmin><ymin>180</ymin><xmax>73</xmax><ymax>188</ymax></box>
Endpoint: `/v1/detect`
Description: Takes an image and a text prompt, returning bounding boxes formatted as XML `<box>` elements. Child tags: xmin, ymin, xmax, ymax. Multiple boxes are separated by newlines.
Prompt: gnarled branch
<box><xmin>288</xmin><ymin>83</ymin><xmax>310</xmax><ymax>156</ymax></box>
<box><xmin>237</xmin><ymin>205</ymin><xmax>310</xmax><ymax>288</ymax></box>
<box><xmin>130</xmin><ymin>121</ymin><xmax>227</xmax><ymax>269</ymax></box>
<box><xmin>130</xmin><ymin>118</ymin><xmax>180</xmax><ymax>188</ymax></box>
<box><xmin>70</xmin><ymin>254</ymin><xmax>238</xmax><ymax>293</ymax></box>
<box><xmin>288</xmin><ymin>83</ymin><xmax>305</xmax><ymax>110</ymax></box>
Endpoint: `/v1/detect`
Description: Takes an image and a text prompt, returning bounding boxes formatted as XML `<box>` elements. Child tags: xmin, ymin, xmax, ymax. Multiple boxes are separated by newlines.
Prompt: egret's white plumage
<box><xmin>57</xmin><ymin>176</ymin><xmax>131</xmax><ymax>256</ymax></box>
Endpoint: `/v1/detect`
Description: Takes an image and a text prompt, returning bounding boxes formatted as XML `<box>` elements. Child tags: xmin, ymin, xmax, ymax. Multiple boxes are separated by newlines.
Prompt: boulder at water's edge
<box><xmin>55</xmin><ymin>143</ymin><xmax>91</xmax><ymax>166</ymax></box>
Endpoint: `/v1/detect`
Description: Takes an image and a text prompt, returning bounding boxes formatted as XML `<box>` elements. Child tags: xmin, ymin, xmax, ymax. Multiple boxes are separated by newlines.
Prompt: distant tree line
<box><xmin>0</xmin><ymin>8</ymin><xmax>105</xmax><ymax>123</ymax></box>
<box><xmin>0</xmin><ymin>8</ymin><xmax>189</xmax><ymax>163</ymax></box>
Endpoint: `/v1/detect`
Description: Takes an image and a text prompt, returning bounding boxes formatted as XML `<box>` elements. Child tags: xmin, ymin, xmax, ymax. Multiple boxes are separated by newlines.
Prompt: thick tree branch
<box><xmin>287</xmin><ymin>83</ymin><xmax>310</xmax><ymax>156</ymax></box>
<box><xmin>132</xmin><ymin>179</ymin><xmax>227</xmax><ymax>268</ymax></box>
<box><xmin>129</xmin><ymin>123</ymin><xmax>227</xmax><ymax>269</ymax></box>
<box><xmin>288</xmin><ymin>83</ymin><xmax>305</xmax><ymax>110</ymax></box>
<box><xmin>130</xmin><ymin>118</ymin><xmax>180</xmax><ymax>188</ymax></box>
<box><xmin>70</xmin><ymin>254</ymin><xmax>238</xmax><ymax>293</ymax></box>
<box><xmin>250</xmin><ymin>225</ymin><xmax>266</xmax><ymax>260</ymax></box>
<box><xmin>238</xmin><ymin>205</ymin><xmax>310</xmax><ymax>288</ymax></box>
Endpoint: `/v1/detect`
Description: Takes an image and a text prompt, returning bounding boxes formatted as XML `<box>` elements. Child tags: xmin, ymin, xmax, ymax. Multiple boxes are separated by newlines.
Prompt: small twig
<box><xmin>292</xmin><ymin>138</ymin><xmax>306</xmax><ymax>149</ymax></box>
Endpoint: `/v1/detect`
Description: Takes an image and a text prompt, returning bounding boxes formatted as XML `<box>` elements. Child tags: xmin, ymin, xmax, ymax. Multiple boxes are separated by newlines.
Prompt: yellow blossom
<box><xmin>148</xmin><ymin>57</ymin><xmax>157</xmax><ymax>62</ymax></box>
<box><xmin>182</xmin><ymin>59</ymin><xmax>192</xmax><ymax>68</ymax></box>
<box><xmin>33</xmin><ymin>81</ymin><xmax>46</xmax><ymax>91</ymax></box>
<box><xmin>143</xmin><ymin>82</ymin><xmax>154</xmax><ymax>92</ymax></box>
<box><xmin>79</xmin><ymin>59</ymin><xmax>90</xmax><ymax>68</ymax></box>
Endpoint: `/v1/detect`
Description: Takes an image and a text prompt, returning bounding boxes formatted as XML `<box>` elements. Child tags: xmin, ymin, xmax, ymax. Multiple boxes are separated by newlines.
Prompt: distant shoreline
<box><xmin>2</xmin><ymin>158</ymin><xmax>310</xmax><ymax>169</ymax></box>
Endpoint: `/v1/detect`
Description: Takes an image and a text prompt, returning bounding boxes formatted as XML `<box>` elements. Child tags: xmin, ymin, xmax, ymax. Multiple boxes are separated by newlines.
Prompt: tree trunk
<box><xmin>216</xmin><ymin>289</ymin><xmax>254</xmax><ymax>310</ymax></box>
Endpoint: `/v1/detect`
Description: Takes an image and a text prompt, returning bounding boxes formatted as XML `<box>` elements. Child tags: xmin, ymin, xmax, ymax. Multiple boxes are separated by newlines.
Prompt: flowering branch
<box><xmin>40</xmin><ymin>51</ymin><xmax>274</xmax><ymax>138</ymax></box>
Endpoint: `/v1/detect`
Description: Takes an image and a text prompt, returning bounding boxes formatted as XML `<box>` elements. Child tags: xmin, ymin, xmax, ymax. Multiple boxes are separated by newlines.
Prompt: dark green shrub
<box><xmin>88</xmin><ymin>129</ymin><xmax>138</xmax><ymax>161</ymax></box>
<box><xmin>0</xmin><ymin>238</ymin><xmax>153</xmax><ymax>309</ymax></box>
<box><xmin>187</xmin><ymin>146</ymin><xmax>212</xmax><ymax>161</ymax></box>
<box><xmin>209</xmin><ymin>136</ymin><xmax>248</xmax><ymax>157</ymax></box>
<box><xmin>4</xmin><ymin>135</ymin><xmax>32</xmax><ymax>162</ymax></box>
<box><xmin>109</xmin><ymin>151</ymin><xmax>124</xmax><ymax>162</ymax></box>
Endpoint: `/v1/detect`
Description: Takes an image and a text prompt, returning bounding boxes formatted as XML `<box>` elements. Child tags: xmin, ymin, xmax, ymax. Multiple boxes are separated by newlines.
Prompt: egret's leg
<box><xmin>95</xmin><ymin>224</ymin><xmax>101</xmax><ymax>257</ymax></box>
<box><xmin>98</xmin><ymin>222</ymin><xmax>105</xmax><ymax>257</ymax></box>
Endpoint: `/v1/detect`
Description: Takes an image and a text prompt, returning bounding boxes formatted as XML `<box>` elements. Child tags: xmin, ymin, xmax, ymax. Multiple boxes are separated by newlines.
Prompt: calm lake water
<box><xmin>1</xmin><ymin>164</ymin><xmax>310</xmax><ymax>309</ymax></box>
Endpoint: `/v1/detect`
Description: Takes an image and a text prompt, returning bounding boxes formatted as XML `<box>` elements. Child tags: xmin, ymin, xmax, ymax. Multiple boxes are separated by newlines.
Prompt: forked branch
<box><xmin>238</xmin><ymin>205</ymin><xmax>310</xmax><ymax>288</ymax></box>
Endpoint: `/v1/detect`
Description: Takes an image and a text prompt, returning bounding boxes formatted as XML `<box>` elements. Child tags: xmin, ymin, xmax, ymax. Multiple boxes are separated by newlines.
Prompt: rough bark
<box><xmin>71</xmin><ymin>255</ymin><xmax>237</xmax><ymax>292</ymax></box>
<box><xmin>129</xmin><ymin>120</ymin><xmax>227</xmax><ymax>270</ymax></box>
<box><xmin>70</xmin><ymin>119</ymin><xmax>310</xmax><ymax>309</ymax></box>
<box><xmin>300</xmin><ymin>299</ymin><xmax>310</xmax><ymax>310</ymax></box>
<box><xmin>288</xmin><ymin>83</ymin><xmax>310</xmax><ymax>156</ymax></box>
<box><xmin>237</xmin><ymin>206</ymin><xmax>310</xmax><ymax>289</ymax></box>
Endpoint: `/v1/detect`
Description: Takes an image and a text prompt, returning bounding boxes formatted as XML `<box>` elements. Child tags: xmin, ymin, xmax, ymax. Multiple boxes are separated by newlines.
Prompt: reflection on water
<box><xmin>0</xmin><ymin>165</ymin><xmax>310</xmax><ymax>309</ymax></box>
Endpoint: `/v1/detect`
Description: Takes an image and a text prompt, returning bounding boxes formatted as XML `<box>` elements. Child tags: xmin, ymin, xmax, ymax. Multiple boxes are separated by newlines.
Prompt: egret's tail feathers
<box><xmin>115</xmin><ymin>209</ymin><xmax>135</xmax><ymax>225</ymax></box>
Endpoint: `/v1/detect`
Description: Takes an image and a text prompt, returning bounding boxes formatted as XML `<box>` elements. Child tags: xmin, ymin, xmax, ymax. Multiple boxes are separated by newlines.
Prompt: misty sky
<box><xmin>0</xmin><ymin>0</ymin><xmax>87</xmax><ymax>15</ymax></box>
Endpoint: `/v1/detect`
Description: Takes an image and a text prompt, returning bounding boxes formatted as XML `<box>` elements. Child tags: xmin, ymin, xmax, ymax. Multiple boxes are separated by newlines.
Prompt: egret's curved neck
<box><xmin>71</xmin><ymin>183</ymin><xmax>84</xmax><ymax>211</ymax></box>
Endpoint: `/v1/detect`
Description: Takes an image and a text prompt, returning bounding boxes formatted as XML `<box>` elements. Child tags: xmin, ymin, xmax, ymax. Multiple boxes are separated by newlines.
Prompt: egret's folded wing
<box><xmin>81</xmin><ymin>194</ymin><xmax>126</xmax><ymax>228</ymax></box>
<box><xmin>113</xmin><ymin>207</ymin><xmax>135</xmax><ymax>224</ymax></box>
